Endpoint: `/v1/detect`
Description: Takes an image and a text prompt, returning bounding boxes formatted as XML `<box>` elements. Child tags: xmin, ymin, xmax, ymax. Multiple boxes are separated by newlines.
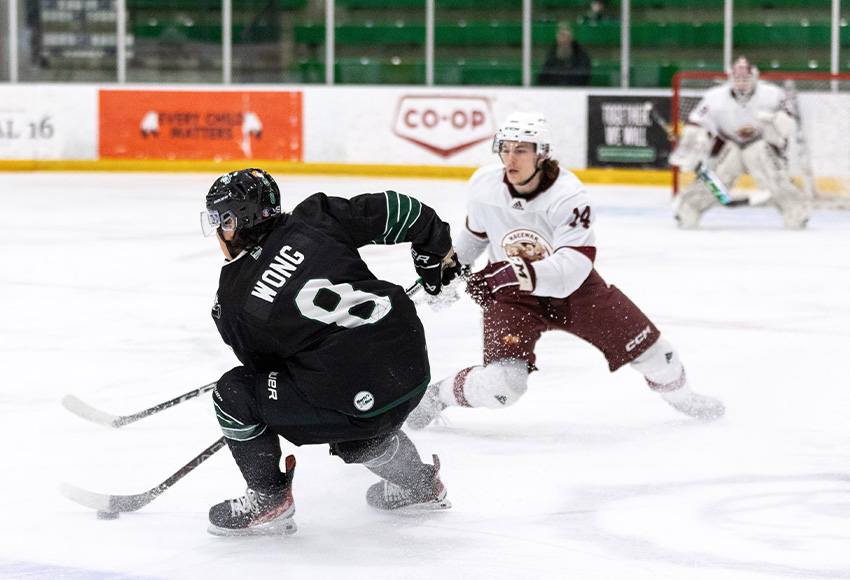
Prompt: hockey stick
<box><xmin>404</xmin><ymin>264</ymin><xmax>472</xmax><ymax>300</ymax></box>
<box><xmin>61</xmin><ymin>436</ymin><xmax>227</xmax><ymax>515</ymax></box>
<box><xmin>648</xmin><ymin>102</ymin><xmax>676</xmax><ymax>143</ymax></box>
<box><xmin>405</xmin><ymin>278</ymin><xmax>423</xmax><ymax>297</ymax></box>
<box><xmin>695</xmin><ymin>164</ymin><xmax>766</xmax><ymax>207</ymax></box>
<box><xmin>61</xmin><ymin>382</ymin><xmax>217</xmax><ymax>428</ymax></box>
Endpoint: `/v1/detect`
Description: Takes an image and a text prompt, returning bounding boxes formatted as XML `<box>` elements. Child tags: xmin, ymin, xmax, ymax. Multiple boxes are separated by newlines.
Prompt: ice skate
<box><xmin>661</xmin><ymin>389</ymin><xmax>725</xmax><ymax>421</ymax></box>
<box><xmin>367</xmin><ymin>454</ymin><xmax>451</xmax><ymax>511</ymax></box>
<box><xmin>405</xmin><ymin>381</ymin><xmax>446</xmax><ymax>431</ymax></box>
<box><xmin>208</xmin><ymin>456</ymin><xmax>297</xmax><ymax>536</ymax></box>
<box><xmin>779</xmin><ymin>201</ymin><xmax>810</xmax><ymax>230</ymax></box>
<box><xmin>673</xmin><ymin>188</ymin><xmax>712</xmax><ymax>229</ymax></box>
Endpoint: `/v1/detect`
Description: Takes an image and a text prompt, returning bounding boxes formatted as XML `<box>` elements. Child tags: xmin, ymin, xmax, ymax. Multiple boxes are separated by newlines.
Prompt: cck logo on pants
<box><xmin>626</xmin><ymin>325</ymin><xmax>653</xmax><ymax>352</ymax></box>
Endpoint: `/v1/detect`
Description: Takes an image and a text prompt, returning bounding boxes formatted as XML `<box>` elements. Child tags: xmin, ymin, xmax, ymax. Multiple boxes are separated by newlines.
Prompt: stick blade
<box><xmin>60</xmin><ymin>482</ymin><xmax>153</xmax><ymax>513</ymax></box>
<box><xmin>60</xmin><ymin>482</ymin><xmax>113</xmax><ymax>512</ymax></box>
<box><xmin>61</xmin><ymin>395</ymin><xmax>123</xmax><ymax>428</ymax></box>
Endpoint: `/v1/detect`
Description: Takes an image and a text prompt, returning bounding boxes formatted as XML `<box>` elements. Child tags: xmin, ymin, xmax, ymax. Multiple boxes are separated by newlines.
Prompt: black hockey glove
<box><xmin>411</xmin><ymin>246</ymin><xmax>462</xmax><ymax>295</ymax></box>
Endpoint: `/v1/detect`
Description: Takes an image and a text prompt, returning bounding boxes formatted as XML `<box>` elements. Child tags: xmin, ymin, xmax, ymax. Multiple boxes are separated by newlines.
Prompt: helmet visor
<box><xmin>200</xmin><ymin>209</ymin><xmax>237</xmax><ymax>237</ymax></box>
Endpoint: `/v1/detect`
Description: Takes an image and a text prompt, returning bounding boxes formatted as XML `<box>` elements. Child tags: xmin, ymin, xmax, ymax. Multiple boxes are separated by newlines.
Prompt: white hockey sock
<box><xmin>436</xmin><ymin>359</ymin><xmax>529</xmax><ymax>409</ymax></box>
<box><xmin>630</xmin><ymin>336</ymin><xmax>686</xmax><ymax>392</ymax></box>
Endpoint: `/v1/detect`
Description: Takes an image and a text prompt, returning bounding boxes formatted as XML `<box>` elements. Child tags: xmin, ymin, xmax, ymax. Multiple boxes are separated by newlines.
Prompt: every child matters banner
<box><xmin>99</xmin><ymin>90</ymin><xmax>303</xmax><ymax>161</ymax></box>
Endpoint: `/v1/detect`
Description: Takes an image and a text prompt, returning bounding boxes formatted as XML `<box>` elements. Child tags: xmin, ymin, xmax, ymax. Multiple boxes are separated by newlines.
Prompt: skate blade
<box><xmin>207</xmin><ymin>517</ymin><xmax>297</xmax><ymax>537</ymax></box>
<box><xmin>395</xmin><ymin>498</ymin><xmax>452</xmax><ymax>512</ymax></box>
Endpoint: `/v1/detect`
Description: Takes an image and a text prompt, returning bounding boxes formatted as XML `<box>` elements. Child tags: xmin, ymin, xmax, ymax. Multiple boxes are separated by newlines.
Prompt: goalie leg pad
<box><xmin>674</xmin><ymin>181</ymin><xmax>720</xmax><ymax>228</ymax></box>
<box><xmin>712</xmin><ymin>141</ymin><xmax>746</xmax><ymax>186</ymax></box>
<box><xmin>674</xmin><ymin>142</ymin><xmax>745</xmax><ymax>228</ymax></box>
<box><xmin>438</xmin><ymin>358</ymin><xmax>529</xmax><ymax>409</ymax></box>
<box><xmin>742</xmin><ymin>140</ymin><xmax>811</xmax><ymax>229</ymax></box>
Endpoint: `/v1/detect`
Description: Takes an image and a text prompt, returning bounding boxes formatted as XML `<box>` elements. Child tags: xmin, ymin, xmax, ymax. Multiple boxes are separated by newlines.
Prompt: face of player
<box><xmin>499</xmin><ymin>141</ymin><xmax>543</xmax><ymax>192</ymax></box>
<box><xmin>217</xmin><ymin>227</ymin><xmax>237</xmax><ymax>260</ymax></box>
<box><xmin>732</xmin><ymin>75</ymin><xmax>752</xmax><ymax>95</ymax></box>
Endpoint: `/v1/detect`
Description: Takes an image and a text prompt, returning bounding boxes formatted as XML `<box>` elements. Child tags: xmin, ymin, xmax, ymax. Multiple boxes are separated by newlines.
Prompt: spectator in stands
<box><xmin>579</xmin><ymin>0</ymin><xmax>617</xmax><ymax>24</ymax></box>
<box><xmin>537</xmin><ymin>22</ymin><xmax>592</xmax><ymax>87</ymax></box>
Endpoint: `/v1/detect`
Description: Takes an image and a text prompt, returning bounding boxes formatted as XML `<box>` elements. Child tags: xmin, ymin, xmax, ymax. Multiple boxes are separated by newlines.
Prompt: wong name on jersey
<box><xmin>251</xmin><ymin>245</ymin><xmax>305</xmax><ymax>303</ymax></box>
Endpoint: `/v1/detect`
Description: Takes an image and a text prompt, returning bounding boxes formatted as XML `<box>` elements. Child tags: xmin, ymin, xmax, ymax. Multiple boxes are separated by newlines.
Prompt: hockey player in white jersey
<box><xmin>406</xmin><ymin>112</ymin><xmax>725</xmax><ymax>431</ymax></box>
<box><xmin>670</xmin><ymin>56</ymin><xmax>811</xmax><ymax>229</ymax></box>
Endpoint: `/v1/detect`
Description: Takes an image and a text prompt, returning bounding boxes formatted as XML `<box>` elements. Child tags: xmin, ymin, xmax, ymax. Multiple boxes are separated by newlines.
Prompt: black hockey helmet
<box><xmin>201</xmin><ymin>168</ymin><xmax>282</xmax><ymax>238</ymax></box>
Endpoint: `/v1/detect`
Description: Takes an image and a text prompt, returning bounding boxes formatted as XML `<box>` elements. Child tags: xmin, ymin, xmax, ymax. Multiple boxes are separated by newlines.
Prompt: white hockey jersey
<box><xmin>687</xmin><ymin>81</ymin><xmax>788</xmax><ymax>146</ymax></box>
<box><xmin>455</xmin><ymin>164</ymin><xmax>596</xmax><ymax>299</ymax></box>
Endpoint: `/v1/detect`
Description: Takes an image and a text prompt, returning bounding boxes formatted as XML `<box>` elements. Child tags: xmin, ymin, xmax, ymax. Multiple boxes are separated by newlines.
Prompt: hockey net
<box><xmin>672</xmin><ymin>71</ymin><xmax>850</xmax><ymax>210</ymax></box>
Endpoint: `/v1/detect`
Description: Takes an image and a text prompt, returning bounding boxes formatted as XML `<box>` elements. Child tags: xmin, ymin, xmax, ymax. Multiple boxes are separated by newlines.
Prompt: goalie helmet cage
<box><xmin>671</xmin><ymin>70</ymin><xmax>850</xmax><ymax>210</ymax></box>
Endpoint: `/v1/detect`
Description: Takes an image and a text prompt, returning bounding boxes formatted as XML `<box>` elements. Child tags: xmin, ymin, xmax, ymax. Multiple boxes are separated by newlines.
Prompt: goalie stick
<box><xmin>61</xmin><ymin>436</ymin><xmax>227</xmax><ymax>514</ymax></box>
<box><xmin>61</xmin><ymin>382</ymin><xmax>217</xmax><ymax>428</ymax></box>
<box><xmin>651</xmin><ymin>101</ymin><xmax>754</xmax><ymax>208</ymax></box>
<box><xmin>695</xmin><ymin>164</ymin><xmax>766</xmax><ymax>208</ymax></box>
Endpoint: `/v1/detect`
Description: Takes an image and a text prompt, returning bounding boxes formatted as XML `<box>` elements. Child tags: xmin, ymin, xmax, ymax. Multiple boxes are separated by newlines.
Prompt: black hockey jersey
<box><xmin>212</xmin><ymin>191</ymin><xmax>452</xmax><ymax>418</ymax></box>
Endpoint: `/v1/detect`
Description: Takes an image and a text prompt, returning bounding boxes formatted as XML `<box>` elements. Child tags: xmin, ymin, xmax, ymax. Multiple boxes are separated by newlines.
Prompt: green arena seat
<box><xmin>734</xmin><ymin>22</ymin><xmax>831</xmax><ymax>46</ymax></box>
<box><xmin>128</xmin><ymin>0</ymin><xmax>305</xmax><ymax>8</ymax></box>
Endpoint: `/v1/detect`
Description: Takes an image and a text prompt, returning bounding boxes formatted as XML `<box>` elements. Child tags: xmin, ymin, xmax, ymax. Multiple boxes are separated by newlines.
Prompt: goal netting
<box><xmin>672</xmin><ymin>71</ymin><xmax>850</xmax><ymax>210</ymax></box>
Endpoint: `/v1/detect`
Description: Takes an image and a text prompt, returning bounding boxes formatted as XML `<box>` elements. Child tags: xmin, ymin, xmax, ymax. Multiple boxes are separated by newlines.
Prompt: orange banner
<box><xmin>99</xmin><ymin>90</ymin><xmax>302</xmax><ymax>161</ymax></box>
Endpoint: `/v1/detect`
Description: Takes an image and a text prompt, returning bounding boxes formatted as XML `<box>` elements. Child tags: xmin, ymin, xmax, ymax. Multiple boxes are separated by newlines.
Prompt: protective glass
<box><xmin>494</xmin><ymin>139</ymin><xmax>539</xmax><ymax>158</ymax></box>
<box><xmin>200</xmin><ymin>210</ymin><xmax>237</xmax><ymax>237</ymax></box>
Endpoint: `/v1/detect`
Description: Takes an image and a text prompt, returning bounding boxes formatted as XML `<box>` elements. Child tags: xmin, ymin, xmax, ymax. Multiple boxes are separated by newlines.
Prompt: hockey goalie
<box><xmin>669</xmin><ymin>57</ymin><xmax>811</xmax><ymax>229</ymax></box>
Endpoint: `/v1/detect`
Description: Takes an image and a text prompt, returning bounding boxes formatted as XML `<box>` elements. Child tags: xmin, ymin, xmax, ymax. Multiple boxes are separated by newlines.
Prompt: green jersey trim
<box><xmin>375</xmin><ymin>190</ymin><xmax>422</xmax><ymax>245</ymax></box>
<box><xmin>214</xmin><ymin>400</ymin><xmax>267</xmax><ymax>441</ymax></box>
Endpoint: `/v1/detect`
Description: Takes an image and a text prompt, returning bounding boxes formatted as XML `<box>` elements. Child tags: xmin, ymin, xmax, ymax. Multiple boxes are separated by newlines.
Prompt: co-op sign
<box><xmin>392</xmin><ymin>95</ymin><xmax>495</xmax><ymax>158</ymax></box>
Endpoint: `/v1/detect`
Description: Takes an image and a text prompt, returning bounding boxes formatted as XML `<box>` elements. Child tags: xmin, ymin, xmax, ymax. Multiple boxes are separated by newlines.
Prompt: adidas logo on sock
<box><xmin>494</xmin><ymin>395</ymin><xmax>507</xmax><ymax>405</ymax></box>
<box><xmin>665</xmin><ymin>352</ymin><xmax>674</xmax><ymax>363</ymax></box>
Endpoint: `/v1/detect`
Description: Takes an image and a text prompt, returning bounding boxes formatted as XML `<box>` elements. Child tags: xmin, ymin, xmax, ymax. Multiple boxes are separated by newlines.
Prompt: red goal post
<box><xmin>671</xmin><ymin>70</ymin><xmax>850</xmax><ymax>209</ymax></box>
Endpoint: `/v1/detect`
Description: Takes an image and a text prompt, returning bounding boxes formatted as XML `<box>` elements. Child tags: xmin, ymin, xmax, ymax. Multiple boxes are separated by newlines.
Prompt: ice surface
<box><xmin>2</xmin><ymin>172</ymin><xmax>849</xmax><ymax>580</ymax></box>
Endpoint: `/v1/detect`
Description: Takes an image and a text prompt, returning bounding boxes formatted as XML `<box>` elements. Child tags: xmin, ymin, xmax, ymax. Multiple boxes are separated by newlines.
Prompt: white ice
<box><xmin>2</xmin><ymin>171</ymin><xmax>849</xmax><ymax>580</ymax></box>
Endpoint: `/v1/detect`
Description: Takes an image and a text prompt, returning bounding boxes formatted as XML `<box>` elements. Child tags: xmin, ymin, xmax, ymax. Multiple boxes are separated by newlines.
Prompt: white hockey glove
<box><xmin>758</xmin><ymin>110</ymin><xmax>796</xmax><ymax>148</ymax></box>
<box><xmin>669</xmin><ymin>125</ymin><xmax>710</xmax><ymax>172</ymax></box>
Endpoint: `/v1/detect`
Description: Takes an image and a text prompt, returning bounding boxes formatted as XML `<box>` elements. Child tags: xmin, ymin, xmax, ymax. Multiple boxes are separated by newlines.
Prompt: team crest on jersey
<box><xmin>501</xmin><ymin>229</ymin><xmax>552</xmax><ymax>263</ymax></box>
<box><xmin>736</xmin><ymin>125</ymin><xmax>758</xmax><ymax>140</ymax></box>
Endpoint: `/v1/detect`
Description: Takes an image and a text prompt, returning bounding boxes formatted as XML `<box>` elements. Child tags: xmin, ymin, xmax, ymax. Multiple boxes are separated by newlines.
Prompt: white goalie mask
<box><xmin>492</xmin><ymin>112</ymin><xmax>554</xmax><ymax>158</ymax></box>
<box><xmin>729</xmin><ymin>57</ymin><xmax>758</xmax><ymax>102</ymax></box>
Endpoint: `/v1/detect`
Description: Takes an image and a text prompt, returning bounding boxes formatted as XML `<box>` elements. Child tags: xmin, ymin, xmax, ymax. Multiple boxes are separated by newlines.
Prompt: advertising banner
<box><xmin>587</xmin><ymin>95</ymin><xmax>673</xmax><ymax>169</ymax></box>
<box><xmin>99</xmin><ymin>90</ymin><xmax>303</xmax><ymax>161</ymax></box>
<box><xmin>304</xmin><ymin>87</ymin><xmax>588</xmax><ymax>168</ymax></box>
<box><xmin>0</xmin><ymin>85</ymin><xmax>98</xmax><ymax>160</ymax></box>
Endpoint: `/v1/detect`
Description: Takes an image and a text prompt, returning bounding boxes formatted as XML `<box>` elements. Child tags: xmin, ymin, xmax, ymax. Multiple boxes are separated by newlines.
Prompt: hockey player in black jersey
<box><xmin>200</xmin><ymin>168</ymin><xmax>461</xmax><ymax>536</ymax></box>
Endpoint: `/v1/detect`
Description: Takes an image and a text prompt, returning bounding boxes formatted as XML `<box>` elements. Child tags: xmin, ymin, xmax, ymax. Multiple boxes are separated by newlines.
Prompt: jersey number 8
<box><xmin>295</xmin><ymin>278</ymin><xmax>392</xmax><ymax>329</ymax></box>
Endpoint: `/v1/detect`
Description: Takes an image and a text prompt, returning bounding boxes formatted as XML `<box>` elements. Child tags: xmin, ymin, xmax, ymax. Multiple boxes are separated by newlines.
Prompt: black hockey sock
<box><xmin>361</xmin><ymin>430</ymin><xmax>434</xmax><ymax>491</ymax></box>
<box><xmin>225</xmin><ymin>430</ymin><xmax>288</xmax><ymax>492</ymax></box>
